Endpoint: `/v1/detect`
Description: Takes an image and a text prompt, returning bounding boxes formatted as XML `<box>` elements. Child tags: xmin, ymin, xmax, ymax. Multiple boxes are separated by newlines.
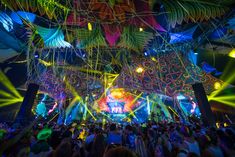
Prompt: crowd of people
<box><xmin>0</xmin><ymin>120</ymin><xmax>235</xmax><ymax>157</ymax></box>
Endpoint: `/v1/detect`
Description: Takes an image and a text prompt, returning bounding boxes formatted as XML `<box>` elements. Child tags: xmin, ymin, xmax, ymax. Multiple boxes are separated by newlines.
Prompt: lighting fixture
<box><xmin>228</xmin><ymin>49</ymin><xmax>235</xmax><ymax>58</ymax></box>
<box><xmin>88</xmin><ymin>22</ymin><xmax>92</xmax><ymax>31</ymax></box>
<box><xmin>136</xmin><ymin>67</ymin><xmax>144</xmax><ymax>73</ymax></box>
<box><xmin>214</xmin><ymin>82</ymin><xmax>221</xmax><ymax>90</ymax></box>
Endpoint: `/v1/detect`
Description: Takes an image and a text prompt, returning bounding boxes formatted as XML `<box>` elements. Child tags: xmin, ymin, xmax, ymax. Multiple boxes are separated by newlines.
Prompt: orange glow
<box><xmin>97</xmin><ymin>88</ymin><xmax>138</xmax><ymax>113</ymax></box>
<box><xmin>110</xmin><ymin>88</ymin><xmax>125</xmax><ymax>99</ymax></box>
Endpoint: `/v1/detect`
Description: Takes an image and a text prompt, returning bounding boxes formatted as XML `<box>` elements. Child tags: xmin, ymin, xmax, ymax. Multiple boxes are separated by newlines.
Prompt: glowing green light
<box><xmin>0</xmin><ymin>129</ymin><xmax>6</xmax><ymax>140</ymax></box>
<box><xmin>37</xmin><ymin>128</ymin><xmax>52</xmax><ymax>140</ymax></box>
<box><xmin>228</xmin><ymin>49</ymin><xmax>235</xmax><ymax>58</ymax></box>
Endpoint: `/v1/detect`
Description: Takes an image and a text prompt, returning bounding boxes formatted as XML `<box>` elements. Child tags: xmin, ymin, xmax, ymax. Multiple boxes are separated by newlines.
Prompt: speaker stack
<box><xmin>192</xmin><ymin>83</ymin><xmax>215</xmax><ymax>126</ymax></box>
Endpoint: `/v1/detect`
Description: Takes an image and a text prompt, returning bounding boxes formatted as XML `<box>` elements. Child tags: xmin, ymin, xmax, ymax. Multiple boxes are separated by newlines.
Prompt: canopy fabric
<box><xmin>10</xmin><ymin>11</ymin><xmax>36</xmax><ymax>25</ymax></box>
<box><xmin>116</xmin><ymin>52</ymin><xmax>223</xmax><ymax>97</ymax></box>
<box><xmin>0</xmin><ymin>48</ymin><xmax>18</xmax><ymax>63</ymax></box>
<box><xmin>36</xmin><ymin>25</ymin><xmax>72</xmax><ymax>48</ymax></box>
<box><xmin>169</xmin><ymin>26</ymin><xmax>198</xmax><ymax>44</ymax></box>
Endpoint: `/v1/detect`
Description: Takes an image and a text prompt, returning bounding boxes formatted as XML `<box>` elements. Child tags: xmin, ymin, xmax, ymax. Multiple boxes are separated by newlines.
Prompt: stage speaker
<box><xmin>15</xmin><ymin>83</ymin><xmax>39</xmax><ymax>123</ymax></box>
<box><xmin>192</xmin><ymin>83</ymin><xmax>215</xmax><ymax>126</ymax></box>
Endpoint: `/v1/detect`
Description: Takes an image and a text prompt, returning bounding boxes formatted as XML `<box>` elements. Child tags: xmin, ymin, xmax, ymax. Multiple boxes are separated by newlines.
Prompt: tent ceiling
<box><xmin>0</xmin><ymin>0</ymin><xmax>235</xmax><ymax>86</ymax></box>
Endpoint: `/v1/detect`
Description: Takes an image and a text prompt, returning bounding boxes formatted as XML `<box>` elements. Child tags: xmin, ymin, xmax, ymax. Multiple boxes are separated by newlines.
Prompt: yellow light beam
<box><xmin>212</xmin><ymin>99</ymin><xmax>235</xmax><ymax>108</ymax></box>
<box><xmin>64</xmin><ymin>80</ymin><xmax>82</xmax><ymax>100</ymax></box>
<box><xmin>127</xmin><ymin>92</ymin><xmax>159</xmax><ymax>105</ymax></box>
<box><xmin>121</xmin><ymin>93</ymin><xmax>143</xmax><ymax>120</ymax></box>
<box><xmin>0</xmin><ymin>90</ymin><xmax>17</xmax><ymax>98</ymax></box>
<box><xmin>79</xmin><ymin>68</ymin><xmax>103</xmax><ymax>74</ymax></box>
<box><xmin>210</xmin><ymin>74</ymin><xmax>235</xmax><ymax>98</ymax></box>
<box><xmin>0</xmin><ymin>99</ymin><xmax>23</xmax><ymax>102</ymax></box>
<box><xmin>120</xmin><ymin>92</ymin><xmax>143</xmax><ymax>120</ymax></box>
<box><xmin>0</xmin><ymin>99</ymin><xmax>23</xmax><ymax>107</ymax></box>
<box><xmin>84</xmin><ymin>105</ymin><xmax>97</xmax><ymax>121</ymax></box>
<box><xmin>64</xmin><ymin>79</ymin><xmax>96</xmax><ymax>120</ymax></box>
<box><xmin>220</xmin><ymin>59</ymin><xmax>235</xmax><ymax>80</ymax></box>
<box><xmin>212</xmin><ymin>96</ymin><xmax>235</xmax><ymax>100</ymax></box>
<box><xmin>38</xmin><ymin>59</ymin><xmax>52</xmax><ymax>66</ymax></box>
<box><xmin>96</xmin><ymin>73</ymin><xmax>119</xmax><ymax>102</ymax></box>
<box><xmin>129</xmin><ymin>104</ymin><xmax>145</xmax><ymax>116</ymax></box>
<box><xmin>168</xmin><ymin>106</ymin><xmax>179</xmax><ymax>117</ymax></box>
<box><xmin>0</xmin><ymin>70</ymin><xmax>22</xmax><ymax>99</ymax></box>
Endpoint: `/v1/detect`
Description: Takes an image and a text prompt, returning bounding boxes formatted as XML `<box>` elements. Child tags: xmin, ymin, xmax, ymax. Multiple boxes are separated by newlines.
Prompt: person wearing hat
<box><xmin>29</xmin><ymin>128</ymin><xmax>53</xmax><ymax>157</ymax></box>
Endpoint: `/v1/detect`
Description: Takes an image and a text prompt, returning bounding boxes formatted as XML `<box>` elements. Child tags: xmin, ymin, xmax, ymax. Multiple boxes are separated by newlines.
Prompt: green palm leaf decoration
<box><xmin>160</xmin><ymin>0</ymin><xmax>234</xmax><ymax>27</ymax></box>
<box><xmin>0</xmin><ymin>0</ymin><xmax>69</xmax><ymax>20</ymax></box>
<box><xmin>76</xmin><ymin>27</ymin><xmax>107</xmax><ymax>49</ymax></box>
<box><xmin>115</xmin><ymin>49</ymin><xmax>131</xmax><ymax>66</ymax></box>
<box><xmin>117</xmin><ymin>26</ymin><xmax>154</xmax><ymax>52</ymax></box>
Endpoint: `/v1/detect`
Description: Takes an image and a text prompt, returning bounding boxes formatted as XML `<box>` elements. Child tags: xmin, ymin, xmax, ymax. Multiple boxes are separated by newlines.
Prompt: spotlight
<box><xmin>139</xmin><ymin>27</ymin><xmax>143</xmax><ymax>32</ymax></box>
<box><xmin>136</xmin><ymin>67</ymin><xmax>144</xmax><ymax>73</ymax></box>
<box><xmin>177</xmin><ymin>95</ymin><xmax>185</xmax><ymax>100</ymax></box>
<box><xmin>194</xmin><ymin>52</ymin><xmax>198</xmax><ymax>55</ymax></box>
<box><xmin>214</xmin><ymin>82</ymin><xmax>221</xmax><ymax>90</ymax></box>
<box><xmin>34</xmin><ymin>52</ymin><xmax>39</xmax><ymax>58</ymax></box>
<box><xmin>228</xmin><ymin>49</ymin><xmax>235</xmax><ymax>58</ymax></box>
<box><xmin>144</xmin><ymin>52</ymin><xmax>148</xmax><ymax>56</ymax></box>
<box><xmin>151</xmin><ymin>57</ymin><xmax>157</xmax><ymax>61</ymax></box>
<box><xmin>88</xmin><ymin>22</ymin><xmax>92</xmax><ymax>31</ymax></box>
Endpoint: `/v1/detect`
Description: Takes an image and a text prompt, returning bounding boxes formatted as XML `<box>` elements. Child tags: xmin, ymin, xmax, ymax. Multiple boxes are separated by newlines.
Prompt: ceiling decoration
<box><xmin>1</xmin><ymin>0</ymin><xmax>69</xmax><ymax>20</ymax></box>
<box><xmin>0</xmin><ymin>12</ymin><xmax>13</xmax><ymax>32</ymax></box>
<box><xmin>160</xmin><ymin>0</ymin><xmax>233</xmax><ymax>27</ymax></box>
<box><xmin>116</xmin><ymin>52</ymin><xmax>224</xmax><ymax>97</ymax></box>
<box><xmin>33</xmin><ymin>68</ymin><xmax>104</xmax><ymax>101</ymax></box>
<box><xmin>76</xmin><ymin>26</ymin><xmax>108</xmax><ymax>49</ymax></box>
<box><xmin>35</xmin><ymin>25</ymin><xmax>72</xmax><ymax>48</ymax></box>
<box><xmin>10</xmin><ymin>11</ymin><xmax>36</xmax><ymax>25</ymax></box>
<box><xmin>0</xmin><ymin>0</ymin><xmax>234</xmax><ymax>52</ymax></box>
<box><xmin>169</xmin><ymin>26</ymin><xmax>198</xmax><ymax>44</ymax></box>
<box><xmin>0</xmin><ymin>0</ymin><xmax>234</xmax><ymax>96</ymax></box>
<box><xmin>117</xmin><ymin>26</ymin><xmax>154</xmax><ymax>52</ymax></box>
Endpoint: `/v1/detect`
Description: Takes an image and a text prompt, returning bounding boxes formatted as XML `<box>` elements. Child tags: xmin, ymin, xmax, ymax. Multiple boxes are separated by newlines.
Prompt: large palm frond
<box><xmin>35</xmin><ymin>25</ymin><xmax>71</xmax><ymax>48</ymax></box>
<box><xmin>0</xmin><ymin>0</ymin><xmax>70</xmax><ymax>20</ymax></box>
<box><xmin>117</xmin><ymin>26</ymin><xmax>154</xmax><ymax>52</ymax></box>
<box><xmin>76</xmin><ymin>27</ymin><xmax>107</xmax><ymax>49</ymax></box>
<box><xmin>159</xmin><ymin>0</ymin><xmax>234</xmax><ymax>27</ymax></box>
